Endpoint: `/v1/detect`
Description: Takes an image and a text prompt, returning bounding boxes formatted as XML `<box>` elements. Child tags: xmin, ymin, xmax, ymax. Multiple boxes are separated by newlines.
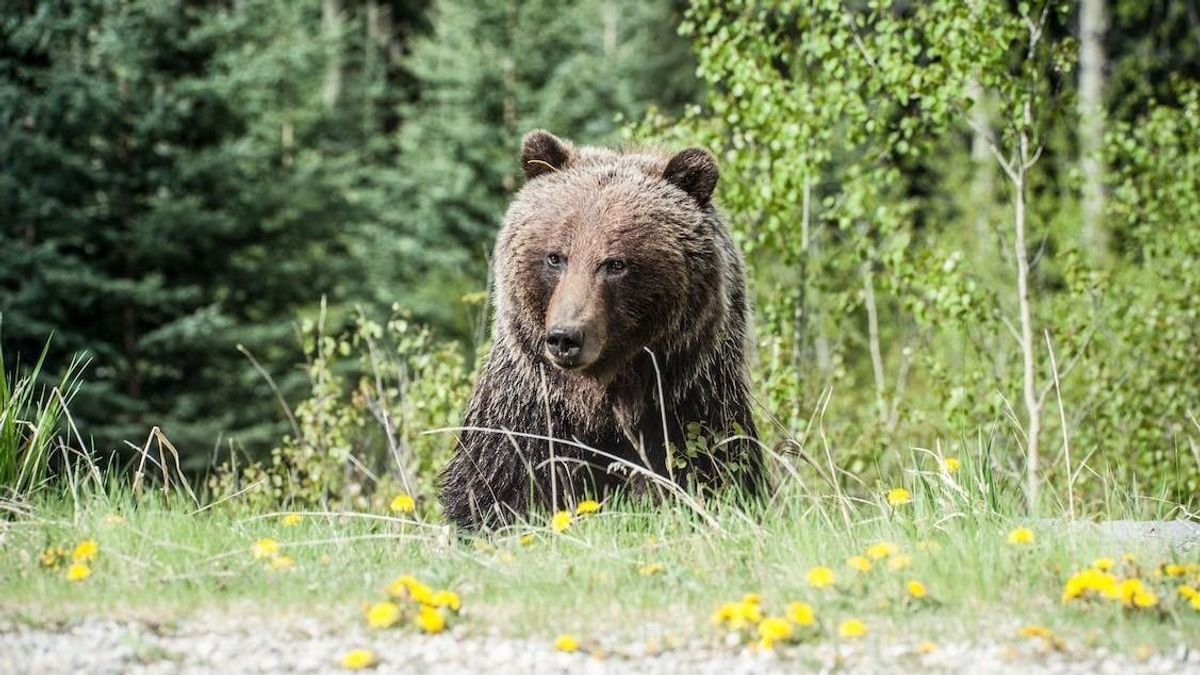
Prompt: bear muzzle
<box><xmin>545</xmin><ymin>323</ymin><xmax>587</xmax><ymax>369</ymax></box>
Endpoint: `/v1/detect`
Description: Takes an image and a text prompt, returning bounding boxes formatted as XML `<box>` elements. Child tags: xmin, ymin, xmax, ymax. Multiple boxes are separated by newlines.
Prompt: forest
<box><xmin>3</xmin><ymin>2</ymin><xmax>1200</xmax><ymax>673</ymax></box>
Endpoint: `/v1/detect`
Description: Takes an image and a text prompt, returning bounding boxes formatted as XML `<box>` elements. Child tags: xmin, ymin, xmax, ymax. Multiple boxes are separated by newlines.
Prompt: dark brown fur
<box><xmin>438</xmin><ymin>130</ymin><xmax>763</xmax><ymax>529</ymax></box>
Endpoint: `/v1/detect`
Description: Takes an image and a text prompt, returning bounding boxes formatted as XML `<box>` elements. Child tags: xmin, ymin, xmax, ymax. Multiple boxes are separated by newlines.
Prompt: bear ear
<box><xmin>521</xmin><ymin>130</ymin><xmax>573</xmax><ymax>181</ymax></box>
<box><xmin>663</xmin><ymin>147</ymin><xmax>720</xmax><ymax>206</ymax></box>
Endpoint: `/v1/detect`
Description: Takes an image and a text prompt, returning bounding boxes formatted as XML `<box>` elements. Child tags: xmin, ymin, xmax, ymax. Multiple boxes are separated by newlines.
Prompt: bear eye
<box><xmin>546</xmin><ymin>253</ymin><xmax>564</xmax><ymax>269</ymax></box>
<box><xmin>603</xmin><ymin>259</ymin><xmax>627</xmax><ymax>276</ymax></box>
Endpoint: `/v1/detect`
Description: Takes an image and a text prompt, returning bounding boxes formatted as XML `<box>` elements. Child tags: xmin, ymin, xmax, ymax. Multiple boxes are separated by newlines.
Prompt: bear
<box><xmin>438</xmin><ymin>130</ymin><xmax>763</xmax><ymax>529</ymax></box>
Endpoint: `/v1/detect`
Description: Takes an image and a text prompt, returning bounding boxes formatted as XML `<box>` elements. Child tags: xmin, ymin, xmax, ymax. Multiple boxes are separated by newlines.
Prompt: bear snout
<box><xmin>545</xmin><ymin>324</ymin><xmax>586</xmax><ymax>369</ymax></box>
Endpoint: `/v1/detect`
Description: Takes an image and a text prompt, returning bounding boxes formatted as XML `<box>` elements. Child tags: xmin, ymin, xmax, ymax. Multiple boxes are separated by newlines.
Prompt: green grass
<box><xmin>2</xmin><ymin>466</ymin><xmax>1198</xmax><ymax>657</ymax></box>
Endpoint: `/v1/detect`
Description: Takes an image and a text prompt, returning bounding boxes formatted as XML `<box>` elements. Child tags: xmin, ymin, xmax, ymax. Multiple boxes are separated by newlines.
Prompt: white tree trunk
<box><xmin>1079</xmin><ymin>0</ymin><xmax>1108</xmax><ymax>259</ymax></box>
<box><xmin>321</xmin><ymin>0</ymin><xmax>344</xmax><ymax>111</ymax></box>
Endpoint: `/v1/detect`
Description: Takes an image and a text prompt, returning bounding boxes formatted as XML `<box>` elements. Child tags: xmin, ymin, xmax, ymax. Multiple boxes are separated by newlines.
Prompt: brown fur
<box><xmin>438</xmin><ymin>130</ymin><xmax>763</xmax><ymax>529</ymax></box>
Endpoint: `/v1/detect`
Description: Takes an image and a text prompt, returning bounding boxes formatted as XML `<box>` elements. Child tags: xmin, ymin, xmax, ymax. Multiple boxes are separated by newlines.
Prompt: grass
<box><xmin>2</xmin><ymin>464</ymin><xmax>1198</xmax><ymax>658</ymax></box>
<box><xmin>0</xmin><ymin>330</ymin><xmax>85</xmax><ymax>499</ymax></box>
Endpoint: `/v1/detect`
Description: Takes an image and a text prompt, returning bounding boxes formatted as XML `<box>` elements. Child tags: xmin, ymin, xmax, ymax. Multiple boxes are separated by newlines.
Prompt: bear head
<box><xmin>493</xmin><ymin>130</ymin><xmax>728</xmax><ymax>387</ymax></box>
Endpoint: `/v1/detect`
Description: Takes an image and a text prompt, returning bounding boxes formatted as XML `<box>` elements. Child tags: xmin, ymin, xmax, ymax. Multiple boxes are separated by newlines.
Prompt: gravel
<box><xmin>2</xmin><ymin>616</ymin><xmax>1197</xmax><ymax>675</ymax></box>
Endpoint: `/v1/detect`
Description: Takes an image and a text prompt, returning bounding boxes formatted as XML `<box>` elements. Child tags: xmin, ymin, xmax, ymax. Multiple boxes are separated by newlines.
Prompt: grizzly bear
<box><xmin>438</xmin><ymin>130</ymin><xmax>763</xmax><ymax>529</ymax></box>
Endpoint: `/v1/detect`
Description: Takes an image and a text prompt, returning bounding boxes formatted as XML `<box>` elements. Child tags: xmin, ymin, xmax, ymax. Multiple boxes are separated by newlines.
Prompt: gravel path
<box><xmin>2</xmin><ymin>616</ymin><xmax>1197</xmax><ymax>675</ymax></box>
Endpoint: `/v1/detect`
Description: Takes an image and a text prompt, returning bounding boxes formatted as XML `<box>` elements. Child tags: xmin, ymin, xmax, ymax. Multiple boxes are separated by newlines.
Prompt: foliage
<box><xmin>207</xmin><ymin>304</ymin><xmax>472</xmax><ymax>511</ymax></box>
<box><xmin>0</xmin><ymin>328</ymin><xmax>84</xmax><ymax>498</ymax></box>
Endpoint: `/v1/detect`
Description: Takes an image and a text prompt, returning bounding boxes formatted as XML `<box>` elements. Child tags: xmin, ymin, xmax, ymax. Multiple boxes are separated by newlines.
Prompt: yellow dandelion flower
<box><xmin>366</xmin><ymin>601</ymin><xmax>401</xmax><ymax>629</ymax></box>
<box><xmin>889</xmin><ymin>555</ymin><xmax>913</xmax><ymax>570</ymax></box>
<box><xmin>865</xmin><ymin>542</ymin><xmax>899</xmax><ymax>560</ymax></box>
<box><xmin>741</xmin><ymin>593</ymin><xmax>761</xmax><ymax>605</ymax></box>
<box><xmin>386</xmin><ymin>575</ymin><xmax>434</xmax><ymax>604</ymax></box>
<box><xmin>72</xmin><ymin>540</ymin><xmax>99</xmax><ymax>563</ymax></box>
<box><xmin>758</xmin><ymin>617</ymin><xmax>792</xmax><ymax>644</ymax></box>
<box><xmin>550</xmin><ymin>510</ymin><xmax>572</xmax><ymax>533</ymax></box>
<box><xmin>807</xmin><ymin>566</ymin><xmax>835</xmax><ymax>589</ymax></box>
<box><xmin>1062</xmin><ymin>568</ymin><xmax>1117</xmax><ymax>602</ymax></box>
<box><xmin>1092</xmin><ymin>557</ymin><xmax>1115</xmax><ymax>571</ymax></box>
<box><xmin>252</xmin><ymin>538</ymin><xmax>280</xmax><ymax>559</ymax></box>
<box><xmin>1018</xmin><ymin>625</ymin><xmax>1053</xmax><ymax>639</ymax></box>
<box><xmin>838</xmin><ymin>619</ymin><xmax>867</xmax><ymax>639</ymax></box>
<box><xmin>269</xmin><ymin>555</ymin><xmax>296</xmax><ymax>571</ymax></box>
<box><xmin>554</xmin><ymin>634</ymin><xmax>579</xmax><ymax>653</ymax></box>
<box><xmin>785</xmin><ymin>602</ymin><xmax>814</xmax><ymax>626</ymax></box>
<box><xmin>389</xmin><ymin>494</ymin><xmax>415</xmax><ymax>514</ymax></box>
<box><xmin>638</xmin><ymin>563</ymin><xmax>665</xmax><ymax>576</ymax></box>
<box><xmin>847</xmin><ymin>556</ymin><xmax>872</xmax><ymax>573</ymax></box>
<box><xmin>414</xmin><ymin>605</ymin><xmax>445</xmax><ymax>634</ymax></box>
<box><xmin>915</xmin><ymin>641</ymin><xmax>937</xmax><ymax>654</ymax></box>
<box><xmin>430</xmin><ymin>590</ymin><xmax>461</xmax><ymax>611</ymax></box>
<box><xmin>907</xmin><ymin>580</ymin><xmax>928</xmax><ymax>599</ymax></box>
<box><xmin>1132</xmin><ymin>590</ymin><xmax>1158</xmax><ymax>608</ymax></box>
<box><xmin>1179</xmin><ymin>585</ymin><xmax>1198</xmax><ymax>600</ymax></box>
<box><xmin>66</xmin><ymin>563</ymin><xmax>91</xmax><ymax>582</ymax></box>
<box><xmin>519</xmin><ymin>533</ymin><xmax>536</xmax><ymax>546</ymax></box>
<box><xmin>1190</xmin><ymin>594</ymin><xmax>1200</xmax><ymax>611</ymax></box>
<box><xmin>886</xmin><ymin>487</ymin><xmax>912</xmax><ymax>505</ymax></box>
<box><xmin>1164</xmin><ymin>564</ymin><xmax>1187</xmax><ymax>577</ymax></box>
<box><xmin>711</xmin><ymin>600</ymin><xmax>762</xmax><ymax>629</ymax></box>
<box><xmin>281</xmin><ymin>514</ymin><xmax>302</xmax><ymax>527</ymax></box>
<box><xmin>943</xmin><ymin>457</ymin><xmax>961</xmax><ymax>473</ymax></box>
<box><xmin>1006</xmin><ymin>528</ymin><xmax>1034</xmax><ymax>545</ymax></box>
<box><xmin>1104</xmin><ymin>578</ymin><xmax>1148</xmax><ymax>606</ymax></box>
<box><xmin>340</xmin><ymin>649</ymin><xmax>376</xmax><ymax>670</ymax></box>
<box><xmin>575</xmin><ymin>500</ymin><xmax>601</xmax><ymax>515</ymax></box>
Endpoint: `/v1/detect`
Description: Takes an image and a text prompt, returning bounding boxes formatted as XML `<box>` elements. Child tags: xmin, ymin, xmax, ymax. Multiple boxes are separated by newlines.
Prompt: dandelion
<box><xmin>550</xmin><ymin>510</ymin><xmax>572</xmax><ymax>533</ymax></box>
<box><xmin>389</xmin><ymin>494</ymin><xmax>416</xmax><ymax>514</ymax></box>
<box><xmin>1180</xmin><ymin>585</ymin><xmax>1198</xmax><ymax>600</ymax></box>
<box><xmin>1092</xmin><ymin>557</ymin><xmax>1115</xmax><ymax>571</ymax></box>
<box><xmin>1132</xmin><ymin>590</ymin><xmax>1158</xmax><ymax>608</ymax></box>
<box><xmin>1105</xmin><ymin>578</ymin><xmax>1148</xmax><ymax>606</ymax></box>
<box><xmin>281</xmin><ymin>514</ymin><xmax>302</xmax><ymax>527</ymax></box>
<box><xmin>741</xmin><ymin>593</ymin><xmax>761</xmax><ymax>605</ymax></box>
<box><xmin>1190</xmin><ymin>594</ymin><xmax>1200</xmax><ymax>611</ymax></box>
<box><xmin>386</xmin><ymin>575</ymin><xmax>434</xmax><ymax>605</ymax></box>
<box><xmin>886</xmin><ymin>488</ymin><xmax>912</xmax><ymax>506</ymax></box>
<box><xmin>429</xmin><ymin>590</ymin><xmax>461</xmax><ymax>611</ymax></box>
<box><xmin>66</xmin><ymin>563</ymin><xmax>91</xmax><ymax>582</ymax></box>
<box><xmin>711</xmin><ymin>600</ymin><xmax>762</xmax><ymax>629</ymax></box>
<box><xmin>847</xmin><ymin>556</ymin><xmax>872</xmax><ymax>573</ymax></box>
<box><xmin>519</xmin><ymin>533</ymin><xmax>535</xmax><ymax>546</ymax></box>
<box><xmin>1061</xmin><ymin>568</ymin><xmax>1117</xmax><ymax>602</ymax></box>
<box><xmin>838</xmin><ymin>619</ymin><xmax>867</xmax><ymax>639</ymax></box>
<box><xmin>1164</xmin><ymin>564</ymin><xmax>1187</xmax><ymax>577</ymax></box>
<box><xmin>1006</xmin><ymin>528</ymin><xmax>1034</xmax><ymax>545</ymax></box>
<box><xmin>638</xmin><ymin>563</ymin><xmax>665</xmax><ymax>576</ymax></box>
<box><xmin>269</xmin><ymin>555</ymin><xmax>296</xmax><ymax>571</ymax></box>
<box><xmin>757</xmin><ymin>616</ymin><xmax>792</xmax><ymax>649</ymax></box>
<box><xmin>889</xmin><ymin>555</ymin><xmax>913</xmax><ymax>570</ymax></box>
<box><xmin>72</xmin><ymin>540</ymin><xmax>99</xmax><ymax>563</ymax></box>
<box><xmin>806</xmin><ymin>566</ymin><xmax>835</xmax><ymax>589</ymax></box>
<box><xmin>907</xmin><ymin>580</ymin><xmax>928</xmax><ymax>599</ymax></box>
<box><xmin>554</xmin><ymin>634</ymin><xmax>579</xmax><ymax>653</ymax></box>
<box><xmin>340</xmin><ymin>649</ymin><xmax>376</xmax><ymax>670</ymax></box>
<box><xmin>865</xmin><ymin>542</ymin><xmax>899</xmax><ymax>560</ymax></box>
<box><xmin>575</xmin><ymin>500</ymin><xmax>601</xmax><ymax>515</ymax></box>
<box><xmin>414</xmin><ymin>605</ymin><xmax>446</xmax><ymax>634</ymax></box>
<box><xmin>785</xmin><ymin>602</ymin><xmax>814</xmax><ymax>626</ymax></box>
<box><xmin>366</xmin><ymin>601</ymin><xmax>401</xmax><ymax>629</ymax></box>
<box><xmin>252</xmin><ymin>538</ymin><xmax>280</xmax><ymax>559</ymax></box>
<box><xmin>915</xmin><ymin>641</ymin><xmax>937</xmax><ymax>654</ymax></box>
<box><xmin>1018</xmin><ymin>625</ymin><xmax>1053</xmax><ymax>639</ymax></box>
<box><xmin>943</xmin><ymin>457</ymin><xmax>961</xmax><ymax>473</ymax></box>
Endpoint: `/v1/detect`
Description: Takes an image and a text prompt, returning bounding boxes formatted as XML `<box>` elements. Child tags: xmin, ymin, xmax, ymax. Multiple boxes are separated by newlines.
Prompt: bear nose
<box><xmin>545</xmin><ymin>325</ymin><xmax>584</xmax><ymax>364</ymax></box>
